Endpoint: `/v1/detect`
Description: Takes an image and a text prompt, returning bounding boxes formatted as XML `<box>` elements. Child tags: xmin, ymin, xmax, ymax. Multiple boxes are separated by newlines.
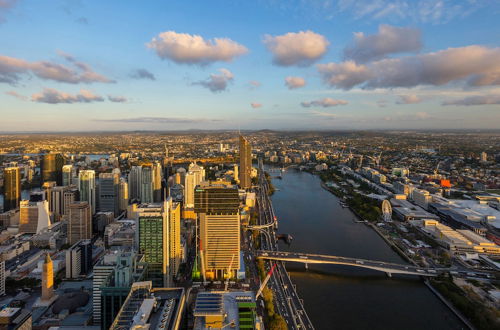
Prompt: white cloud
<box><xmin>442</xmin><ymin>95</ymin><xmax>500</xmax><ymax>106</ymax></box>
<box><xmin>147</xmin><ymin>31</ymin><xmax>248</xmax><ymax>65</ymax></box>
<box><xmin>108</xmin><ymin>95</ymin><xmax>128</xmax><ymax>103</ymax></box>
<box><xmin>251</xmin><ymin>102</ymin><xmax>262</xmax><ymax>108</ymax></box>
<box><xmin>263</xmin><ymin>30</ymin><xmax>329</xmax><ymax>66</ymax></box>
<box><xmin>31</xmin><ymin>88</ymin><xmax>104</xmax><ymax>104</ymax></box>
<box><xmin>344</xmin><ymin>24</ymin><xmax>422</xmax><ymax>63</ymax></box>
<box><xmin>396</xmin><ymin>94</ymin><xmax>422</xmax><ymax>104</ymax></box>
<box><xmin>317</xmin><ymin>60</ymin><xmax>373</xmax><ymax>90</ymax></box>
<box><xmin>301</xmin><ymin>97</ymin><xmax>348</xmax><ymax>107</ymax></box>
<box><xmin>285</xmin><ymin>76</ymin><xmax>306</xmax><ymax>89</ymax></box>
<box><xmin>318</xmin><ymin>46</ymin><xmax>500</xmax><ymax>90</ymax></box>
<box><xmin>0</xmin><ymin>52</ymin><xmax>114</xmax><ymax>85</ymax></box>
<box><xmin>5</xmin><ymin>90</ymin><xmax>27</xmax><ymax>100</ymax></box>
<box><xmin>193</xmin><ymin>68</ymin><xmax>234</xmax><ymax>92</ymax></box>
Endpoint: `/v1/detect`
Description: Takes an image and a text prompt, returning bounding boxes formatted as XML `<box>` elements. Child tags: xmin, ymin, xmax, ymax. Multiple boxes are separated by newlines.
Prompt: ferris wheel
<box><xmin>382</xmin><ymin>200</ymin><xmax>392</xmax><ymax>222</ymax></box>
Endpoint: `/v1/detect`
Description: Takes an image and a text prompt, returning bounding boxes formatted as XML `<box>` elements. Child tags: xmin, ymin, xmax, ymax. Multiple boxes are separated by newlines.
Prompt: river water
<box><xmin>270</xmin><ymin>169</ymin><xmax>464</xmax><ymax>330</ymax></box>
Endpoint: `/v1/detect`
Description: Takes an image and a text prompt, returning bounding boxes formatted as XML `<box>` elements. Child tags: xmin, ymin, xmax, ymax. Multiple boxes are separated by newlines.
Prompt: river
<box><xmin>270</xmin><ymin>169</ymin><xmax>465</xmax><ymax>330</ymax></box>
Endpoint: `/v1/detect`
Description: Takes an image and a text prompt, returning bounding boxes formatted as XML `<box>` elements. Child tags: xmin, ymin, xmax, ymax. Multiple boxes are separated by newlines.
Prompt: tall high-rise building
<box><xmin>118</xmin><ymin>178</ymin><xmax>129</xmax><ymax>213</ymax></box>
<box><xmin>40</xmin><ymin>153</ymin><xmax>64</xmax><ymax>186</ymax></box>
<box><xmin>480</xmin><ymin>151</ymin><xmax>488</xmax><ymax>162</ymax></box>
<box><xmin>62</xmin><ymin>164</ymin><xmax>74</xmax><ymax>186</ymax></box>
<box><xmin>140</xmin><ymin>164</ymin><xmax>154</xmax><ymax>203</ymax></box>
<box><xmin>195</xmin><ymin>184</ymin><xmax>240</xmax><ymax>279</ymax></box>
<box><xmin>153</xmin><ymin>161</ymin><xmax>163</xmax><ymax>202</ymax></box>
<box><xmin>42</xmin><ymin>253</ymin><xmax>54</xmax><ymax>301</ymax></box>
<box><xmin>62</xmin><ymin>188</ymin><xmax>79</xmax><ymax>219</ymax></box>
<box><xmin>184</xmin><ymin>163</ymin><xmax>205</xmax><ymax>209</ymax></box>
<box><xmin>4</xmin><ymin>167</ymin><xmax>21</xmax><ymax>212</ymax></box>
<box><xmin>65</xmin><ymin>239</ymin><xmax>92</xmax><ymax>279</ymax></box>
<box><xmin>19</xmin><ymin>200</ymin><xmax>51</xmax><ymax>234</ymax></box>
<box><xmin>128</xmin><ymin>166</ymin><xmax>142</xmax><ymax>201</ymax></box>
<box><xmin>99</xmin><ymin>172</ymin><xmax>120</xmax><ymax>216</ymax></box>
<box><xmin>79</xmin><ymin>170</ymin><xmax>96</xmax><ymax>214</ymax></box>
<box><xmin>239</xmin><ymin>135</ymin><xmax>252</xmax><ymax>189</ymax></box>
<box><xmin>50</xmin><ymin>186</ymin><xmax>71</xmax><ymax>221</ymax></box>
<box><xmin>184</xmin><ymin>172</ymin><xmax>196</xmax><ymax>209</ymax></box>
<box><xmin>169</xmin><ymin>201</ymin><xmax>181</xmax><ymax>277</ymax></box>
<box><xmin>137</xmin><ymin>202</ymin><xmax>169</xmax><ymax>287</ymax></box>
<box><xmin>68</xmin><ymin>201</ymin><xmax>92</xmax><ymax>245</ymax></box>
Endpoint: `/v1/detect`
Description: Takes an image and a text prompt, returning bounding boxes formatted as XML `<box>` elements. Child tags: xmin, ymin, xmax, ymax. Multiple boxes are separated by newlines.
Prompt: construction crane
<box><xmin>375</xmin><ymin>151</ymin><xmax>382</xmax><ymax>167</ymax></box>
<box><xmin>199</xmin><ymin>240</ymin><xmax>207</xmax><ymax>283</ymax></box>
<box><xmin>434</xmin><ymin>161</ymin><xmax>442</xmax><ymax>176</ymax></box>
<box><xmin>224</xmin><ymin>253</ymin><xmax>236</xmax><ymax>291</ymax></box>
<box><xmin>256</xmin><ymin>263</ymin><xmax>277</xmax><ymax>299</ymax></box>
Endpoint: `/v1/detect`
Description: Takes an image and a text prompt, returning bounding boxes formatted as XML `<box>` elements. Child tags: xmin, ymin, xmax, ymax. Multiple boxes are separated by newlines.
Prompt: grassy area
<box><xmin>346</xmin><ymin>193</ymin><xmax>382</xmax><ymax>222</ymax></box>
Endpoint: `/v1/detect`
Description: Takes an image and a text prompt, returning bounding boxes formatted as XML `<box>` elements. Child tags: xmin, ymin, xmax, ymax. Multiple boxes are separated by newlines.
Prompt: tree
<box><xmin>269</xmin><ymin>314</ymin><xmax>288</xmax><ymax>330</ymax></box>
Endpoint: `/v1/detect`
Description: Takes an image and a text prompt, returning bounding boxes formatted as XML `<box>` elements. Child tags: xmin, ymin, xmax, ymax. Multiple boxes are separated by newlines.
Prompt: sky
<box><xmin>0</xmin><ymin>0</ymin><xmax>499</xmax><ymax>131</ymax></box>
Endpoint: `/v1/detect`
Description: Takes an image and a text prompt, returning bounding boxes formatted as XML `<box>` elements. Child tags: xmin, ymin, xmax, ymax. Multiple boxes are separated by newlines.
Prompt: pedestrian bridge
<box><xmin>256</xmin><ymin>250</ymin><xmax>449</xmax><ymax>277</ymax></box>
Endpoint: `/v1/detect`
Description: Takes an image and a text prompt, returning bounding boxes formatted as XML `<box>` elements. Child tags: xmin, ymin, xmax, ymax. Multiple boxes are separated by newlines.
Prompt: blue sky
<box><xmin>0</xmin><ymin>0</ymin><xmax>499</xmax><ymax>131</ymax></box>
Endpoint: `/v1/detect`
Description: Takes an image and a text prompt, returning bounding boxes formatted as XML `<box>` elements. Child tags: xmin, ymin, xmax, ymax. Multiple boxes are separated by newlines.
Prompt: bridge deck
<box><xmin>256</xmin><ymin>250</ymin><xmax>449</xmax><ymax>277</ymax></box>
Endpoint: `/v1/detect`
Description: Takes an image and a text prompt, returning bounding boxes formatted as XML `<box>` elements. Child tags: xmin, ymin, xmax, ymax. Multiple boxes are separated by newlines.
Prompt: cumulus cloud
<box><xmin>263</xmin><ymin>30</ymin><xmax>329</xmax><ymax>66</ymax></box>
<box><xmin>193</xmin><ymin>68</ymin><xmax>234</xmax><ymax>92</ymax></box>
<box><xmin>318</xmin><ymin>46</ymin><xmax>500</xmax><ymax>90</ymax></box>
<box><xmin>31</xmin><ymin>88</ymin><xmax>104</xmax><ymax>104</ymax></box>
<box><xmin>251</xmin><ymin>102</ymin><xmax>262</xmax><ymax>108</ymax></box>
<box><xmin>0</xmin><ymin>52</ymin><xmax>114</xmax><ymax>85</ymax></box>
<box><xmin>317</xmin><ymin>61</ymin><xmax>373</xmax><ymax>90</ymax></box>
<box><xmin>396</xmin><ymin>94</ymin><xmax>422</xmax><ymax>104</ymax></box>
<box><xmin>344</xmin><ymin>25</ymin><xmax>422</xmax><ymax>63</ymax></box>
<box><xmin>5</xmin><ymin>90</ymin><xmax>27</xmax><ymax>100</ymax></box>
<box><xmin>108</xmin><ymin>95</ymin><xmax>127</xmax><ymax>103</ymax></box>
<box><xmin>285</xmin><ymin>76</ymin><xmax>306</xmax><ymax>89</ymax></box>
<box><xmin>147</xmin><ymin>31</ymin><xmax>248</xmax><ymax>65</ymax></box>
<box><xmin>130</xmin><ymin>68</ymin><xmax>156</xmax><ymax>80</ymax></box>
<box><xmin>301</xmin><ymin>97</ymin><xmax>348</xmax><ymax>107</ymax></box>
<box><xmin>442</xmin><ymin>95</ymin><xmax>500</xmax><ymax>106</ymax></box>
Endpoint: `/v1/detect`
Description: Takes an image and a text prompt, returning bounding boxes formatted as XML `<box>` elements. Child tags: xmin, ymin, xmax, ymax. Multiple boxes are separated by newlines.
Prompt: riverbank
<box><xmin>317</xmin><ymin>170</ymin><xmax>481</xmax><ymax>330</ymax></box>
<box><xmin>270</xmin><ymin>168</ymin><xmax>465</xmax><ymax>329</ymax></box>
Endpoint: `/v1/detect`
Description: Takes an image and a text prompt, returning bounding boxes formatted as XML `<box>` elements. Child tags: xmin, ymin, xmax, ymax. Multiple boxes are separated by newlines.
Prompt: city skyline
<box><xmin>1</xmin><ymin>0</ymin><xmax>500</xmax><ymax>131</ymax></box>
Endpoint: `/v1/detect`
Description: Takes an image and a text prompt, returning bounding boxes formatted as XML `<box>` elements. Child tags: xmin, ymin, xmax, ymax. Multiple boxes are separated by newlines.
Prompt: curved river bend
<box><xmin>271</xmin><ymin>169</ymin><xmax>465</xmax><ymax>330</ymax></box>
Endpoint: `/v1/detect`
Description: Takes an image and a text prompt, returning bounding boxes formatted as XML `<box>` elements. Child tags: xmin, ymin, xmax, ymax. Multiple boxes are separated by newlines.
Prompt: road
<box><xmin>255</xmin><ymin>250</ymin><xmax>448</xmax><ymax>277</ymax></box>
<box><xmin>254</xmin><ymin>159</ymin><xmax>314</xmax><ymax>329</ymax></box>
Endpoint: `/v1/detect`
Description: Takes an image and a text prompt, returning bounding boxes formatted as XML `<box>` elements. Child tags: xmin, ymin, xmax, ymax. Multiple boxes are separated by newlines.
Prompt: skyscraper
<box><xmin>239</xmin><ymin>135</ymin><xmax>252</xmax><ymax>189</ymax></box>
<box><xmin>169</xmin><ymin>201</ymin><xmax>181</xmax><ymax>277</ymax></box>
<box><xmin>62</xmin><ymin>164</ymin><xmax>73</xmax><ymax>186</ymax></box>
<box><xmin>79</xmin><ymin>170</ymin><xmax>96</xmax><ymax>214</ymax></box>
<box><xmin>99</xmin><ymin>172</ymin><xmax>120</xmax><ymax>216</ymax></box>
<box><xmin>19</xmin><ymin>199</ymin><xmax>51</xmax><ymax>234</ymax></box>
<box><xmin>137</xmin><ymin>202</ymin><xmax>169</xmax><ymax>287</ymax></box>
<box><xmin>194</xmin><ymin>184</ymin><xmax>240</xmax><ymax>280</ymax></box>
<box><xmin>40</xmin><ymin>153</ymin><xmax>64</xmax><ymax>186</ymax></box>
<box><xmin>140</xmin><ymin>164</ymin><xmax>154</xmax><ymax>203</ymax></box>
<box><xmin>128</xmin><ymin>166</ymin><xmax>142</xmax><ymax>201</ymax></box>
<box><xmin>68</xmin><ymin>201</ymin><xmax>92</xmax><ymax>245</ymax></box>
<box><xmin>153</xmin><ymin>161</ymin><xmax>163</xmax><ymax>202</ymax></box>
<box><xmin>119</xmin><ymin>178</ymin><xmax>129</xmax><ymax>213</ymax></box>
<box><xmin>50</xmin><ymin>185</ymin><xmax>71</xmax><ymax>222</ymax></box>
<box><xmin>184</xmin><ymin>163</ymin><xmax>205</xmax><ymax>209</ymax></box>
<box><xmin>4</xmin><ymin>167</ymin><xmax>21</xmax><ymax>212</ymax></box>
<box><xmin>42</xmin><ymin>253</ymin><xmax>54</xmax><ymax>301</ymax></box>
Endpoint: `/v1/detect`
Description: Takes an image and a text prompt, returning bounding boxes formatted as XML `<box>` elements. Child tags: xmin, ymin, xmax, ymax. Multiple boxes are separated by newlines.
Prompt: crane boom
<box><xmin>224</xmin><ymin>253</ymin><xmax>236</xmax><ymax>291</ymax></box>
<box><xmin>256</xmin><ymin>263</ymin><xmax>277</xmax><ymax>299</ymax></box>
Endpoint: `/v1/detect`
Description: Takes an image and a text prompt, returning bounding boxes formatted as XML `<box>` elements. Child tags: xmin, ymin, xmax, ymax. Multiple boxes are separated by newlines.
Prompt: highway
<box><xmin>255</xmin><ymin>251</ymin><xmax>449</xmax><ymax>277</ymax></box>
<box><xmin>254</xmin><ymin>159</ymin><xmax>314</xmax><ymax>329</ymax></box>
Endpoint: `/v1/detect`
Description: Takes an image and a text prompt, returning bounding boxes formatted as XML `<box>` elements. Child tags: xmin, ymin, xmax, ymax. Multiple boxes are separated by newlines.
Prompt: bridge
<box><xmin>256</xmin><ymin>251</ymin><xmax>449</xmax><ymax>277</ymax></box>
